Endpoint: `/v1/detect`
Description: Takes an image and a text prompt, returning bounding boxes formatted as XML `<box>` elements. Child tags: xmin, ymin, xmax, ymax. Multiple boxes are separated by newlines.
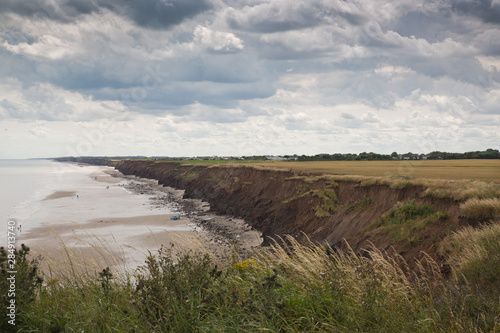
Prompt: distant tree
<box><xmin>427</xmin><ymin>151</ymin><xmax>444</xmax><ymax>160</ymax></box>
<box><xmin>273</xmin><ymin>149</ymin><xmax>498</xmax><ymax>162</ymax></box>
<box><xmin>401</xmin><ymin>152</ymin><xmax>414</xmax><ymax>159</ymax></box>
<box><xmin>332</xmin><ymin>153</ymin><xmax>343</xmax><ymax>160</ymax></box>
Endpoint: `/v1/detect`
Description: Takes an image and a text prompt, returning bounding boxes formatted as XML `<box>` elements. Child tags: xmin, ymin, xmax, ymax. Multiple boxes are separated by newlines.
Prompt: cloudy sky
<box><xmin>0</xmin><ymin>0</ymin><xmax>499</xmax><ymax>158</ymax></box>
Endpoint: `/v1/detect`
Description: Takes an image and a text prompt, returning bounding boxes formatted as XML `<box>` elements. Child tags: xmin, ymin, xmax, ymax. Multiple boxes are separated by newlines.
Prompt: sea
<box><xmin>0</xmin><ymin>160</ymin><xmax>253</xmax><ymax>272</ymax></box>
<box><xmin>0</xmin><ymin>159</ymin><xmax>61</xmax><ymax>228</ymax></box>
<box><xmin>0</xmin><ymin>159</ymin><xmax>175</xmax><ymax>248</ymax></box>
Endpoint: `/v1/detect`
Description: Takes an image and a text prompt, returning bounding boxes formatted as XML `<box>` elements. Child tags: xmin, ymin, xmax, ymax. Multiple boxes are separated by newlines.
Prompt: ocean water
<box><xmin>0</xmin><ymin>160</ymin><xmax>175</xmax><ymax>248</ymax></box>
<box><xmin>0</xmin><ymin>159</ymin><xmax>62</xmax><ymax>226</ymax></box>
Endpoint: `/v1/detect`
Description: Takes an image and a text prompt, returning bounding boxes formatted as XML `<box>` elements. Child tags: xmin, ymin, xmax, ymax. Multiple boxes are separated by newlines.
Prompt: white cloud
<box><xmin>0</xmin><ymin>78</ymin><xmax>127</xmax><ymax>121</ymax></box>
<box><xmin>193</xmin><ymin>25</ymin><xmax>244</xmax><ymax>53</ymax></box>
<box><xmin>2</xmin><ymin>34</ymin><xmax>76</xmax><ymax>60</ymax></box>
<box><xmin>374</xmin><ymin>65</ymin><xmax>416</xmax><ymax>77</ymax></box>
<box><xmin>476</xmin><ymin>56</ymin><xmax>500</xmax><ymax>72</ymax></box>
<box><xmin>28</xmin><ymin>122</ymin><xmax>49</xmax><ymax>137</ymax></box>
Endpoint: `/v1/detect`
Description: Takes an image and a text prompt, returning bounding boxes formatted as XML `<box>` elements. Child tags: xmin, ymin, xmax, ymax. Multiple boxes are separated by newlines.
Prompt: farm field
<box><xmin>252</xmin><ymin>159</ymin><xmax>500</xmax><ymax>181</ymax></box>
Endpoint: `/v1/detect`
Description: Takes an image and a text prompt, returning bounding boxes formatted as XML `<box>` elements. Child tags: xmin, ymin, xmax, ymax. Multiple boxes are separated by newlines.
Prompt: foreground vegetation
<box><xmin>2</xmin><ymin>228</ymin><xmax>499</xmax><ymax>332</ymax></box>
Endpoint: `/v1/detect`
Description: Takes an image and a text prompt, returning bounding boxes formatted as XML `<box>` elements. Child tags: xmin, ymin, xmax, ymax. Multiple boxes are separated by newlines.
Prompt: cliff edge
<box><xmin>112</xmin><ymin>159</ymin><xmax>467</xmax><ymax>265</ymax></box>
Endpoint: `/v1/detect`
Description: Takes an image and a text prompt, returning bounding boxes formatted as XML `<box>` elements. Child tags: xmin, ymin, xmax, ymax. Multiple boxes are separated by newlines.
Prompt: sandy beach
<box><xmin>17</xmin><ymin>163</ymin><xmax>262</xmax><ymax>276</ymax></box>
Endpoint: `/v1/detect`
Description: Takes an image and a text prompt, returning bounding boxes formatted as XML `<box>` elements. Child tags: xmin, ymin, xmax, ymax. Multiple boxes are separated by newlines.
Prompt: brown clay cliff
<box><xmin>111</xmin><ymin>160</ymin><xmax>465</xmax><ymax>265</ymax></box>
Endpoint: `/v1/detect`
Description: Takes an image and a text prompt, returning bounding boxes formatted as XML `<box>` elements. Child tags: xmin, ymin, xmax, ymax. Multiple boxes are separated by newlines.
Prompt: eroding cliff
<box><xmin>112</xmin><ymin>160</ymin><xmax>465</xmax><ymax>264</ymax></box>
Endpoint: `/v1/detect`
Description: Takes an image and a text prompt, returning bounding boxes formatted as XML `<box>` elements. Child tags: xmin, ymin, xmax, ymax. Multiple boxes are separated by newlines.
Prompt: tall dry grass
<box><xmin>9</xmin><ymin>232</ymin><xmax>500</xmax><ymax>332</ymax></box>
<box><xmin>460</xmin><ymin>198</ymin><xmax>500</xmax><ymax>219</ymax></box>
<box><xmin>439</xmin><ymin>220</ymin><xmax>500</xmax><ymax>287</ymax></box>
<box><xmin>235</xmin><ymin>236</ymin><xmax>498</xmax><ymax>332</ymax></box>
<box><xmin>314</xmin><ymin>174</ymin><xmax>500</xmax><ymax>200</ymax></box>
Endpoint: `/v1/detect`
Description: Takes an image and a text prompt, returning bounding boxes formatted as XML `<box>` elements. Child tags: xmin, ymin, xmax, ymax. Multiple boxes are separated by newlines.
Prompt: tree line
<box><xmin>284</xmin><ymin>149</ymin><xmax>500</xmax><ymax>161</ymax></box>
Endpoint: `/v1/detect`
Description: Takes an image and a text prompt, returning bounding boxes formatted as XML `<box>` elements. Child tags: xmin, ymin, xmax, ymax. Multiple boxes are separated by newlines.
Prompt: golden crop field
<box><xmin>253</xmin><ymin>159</ymin><xmax>500</xmax><ymax>181</ymax></box>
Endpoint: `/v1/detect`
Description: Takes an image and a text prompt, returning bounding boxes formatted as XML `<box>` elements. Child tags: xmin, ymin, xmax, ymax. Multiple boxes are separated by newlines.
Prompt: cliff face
<box><xmin>114</xmin><ymin>160</ymin><xmax>463</xmax><ymax>263</ymax></box>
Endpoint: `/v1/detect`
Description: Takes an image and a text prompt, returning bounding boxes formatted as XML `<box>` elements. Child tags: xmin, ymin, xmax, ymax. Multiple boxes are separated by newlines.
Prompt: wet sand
<box><xmin>21</xmin><ymin>163</ymin><xmax>262</xmax><ymax>276</ymax></box>
<box><xmin>43</xmin><ymin>191</ymin><xmax>77</xmax><ymax>200</ymax></box>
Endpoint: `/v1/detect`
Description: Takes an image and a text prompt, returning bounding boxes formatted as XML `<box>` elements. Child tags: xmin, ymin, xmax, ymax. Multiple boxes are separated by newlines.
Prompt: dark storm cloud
<box><xmin>227</xmin><ymin>9</ymin><xmax>321</xmax><ymax>33</ymax></box>
<box><xmin>111</xmin><ymin>76</ymin><xmax>276</xmax><ymax>113</ymax></box>
<box><xmin>452</xmin><ymin>0</ymin><xmax>500</xmax><ymax>24</ymax></box>
<box><xmin>116</xmin><ymin>0</ymin><xmax>212</xmax><ymax>30</ymax></box>
<box><xmin>394</xmin><ymin>12</ymin><xmax>452</xmax><ymax>42</ymax></box>
<box><xmin>227</xmin><ymin>1</ymin><xmax>366</xmax><ymax>33</ymax></box>
<box><xmin>0</xmin><ymin>0</ymin><xmax>212</xmax><ymax>29</ymax></box>
<box><xmin>0</xmin><ymin>0</ymin><xmax>101</xmax><ymax>23</ymax></box>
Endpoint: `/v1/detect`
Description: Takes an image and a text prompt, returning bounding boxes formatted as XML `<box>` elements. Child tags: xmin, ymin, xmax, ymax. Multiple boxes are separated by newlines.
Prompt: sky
<box><xmin>0</xmin><ymin>0</ymin><xmax>499</xmax><ymax>159</ymax></box>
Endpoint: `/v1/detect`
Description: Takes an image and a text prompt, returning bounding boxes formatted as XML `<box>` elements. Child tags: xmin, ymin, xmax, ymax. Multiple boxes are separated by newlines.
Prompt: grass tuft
<box><xmin>365</xmin><ymin>200</ymin><xmax>449</xmax><ymax>244</ymax></box>
<box><xmin>440</xmin><ymin>220</ymin><xmax>500</xmax><ymax>288</ymax></box>
<box><xmin>460</xmin><ymin>198</ymin><xmax>500</xmax><ymax>220</ymax></box>
<box><xmin>345</xmin><ymin>198</ymin><xmax>373</xmax><ymax>215</ymax></box>
<box><xmin>314</xmin><ymin>189</ymin><xmax>340</xmax><ymax>218</ymax></box>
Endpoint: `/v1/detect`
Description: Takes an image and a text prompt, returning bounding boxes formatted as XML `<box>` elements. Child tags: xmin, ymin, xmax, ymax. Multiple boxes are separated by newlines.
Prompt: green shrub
<box><xmin>313</xmin><ymin>189</ymin><xmax>340</xmax><ymax>218</ymax></box>
<box><xmin>368</xmin><ymin>200</ymin><xmax>435</xmax><ymax>229</ymax></box>
<box><xmin>366</xmin><ymin>200</ymin><xmax>449</xmax><ymax>244</ymax></box>
<box><xmin>345</xmin><ymin>199</ymin><xmax>373</xmax><ymax>215</ymax></box>
<box><xmin>0</xmin><ymin>244</ymin><xmax>43</xmax><ymax>331</ymax></box>
<box><xmin>134</xmin><ymin>246</ymin><xmax>222</xmax><ymax>331</ymax></box>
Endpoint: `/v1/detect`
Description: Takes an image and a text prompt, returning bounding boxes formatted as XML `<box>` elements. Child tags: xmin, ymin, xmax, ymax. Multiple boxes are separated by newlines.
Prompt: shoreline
<box><xmin>23</xmin><ymin>163</ymin><xmax>262</xmax><ymax>275</ymax></box>
<box><xmin>114</xmin><ymin>168</ymin><xmax>263</xmax><ymax>257</ymax></box>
